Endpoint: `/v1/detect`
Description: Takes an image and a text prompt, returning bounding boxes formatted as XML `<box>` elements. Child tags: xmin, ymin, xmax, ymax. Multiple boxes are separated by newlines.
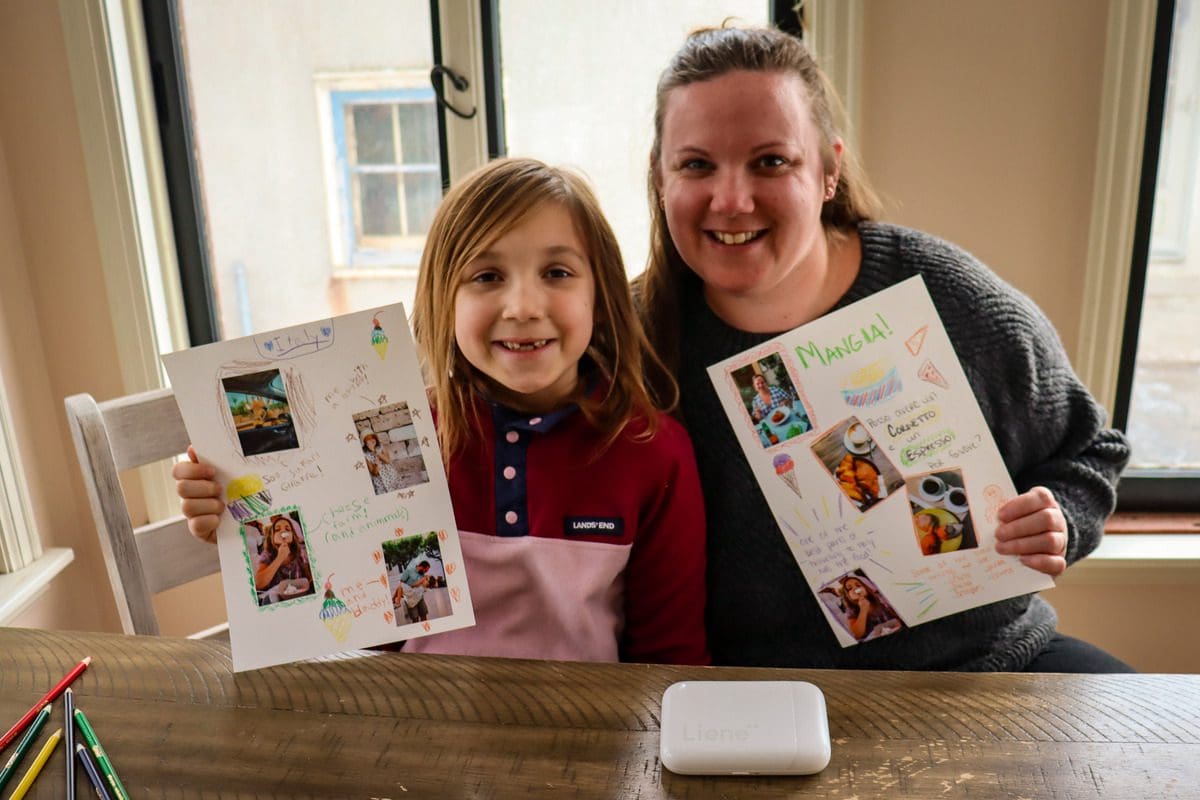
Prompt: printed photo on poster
<box><xmin>730</xmin><ymin>353</ymin><xmax>813</xmax><ymax>448</ymax></box>
<box><xmin>383</xmin><ymin>533</ymin><xmax>452</xmax><ymax>626</ymax></box>
<box><xmin>224</xmin><ymin>369</ymin><xmax>300</xmax><ymax>456</ymax></box>
<box><xmin>906</xmin><ymin>469</ymin><xmax>978</xmax><ymax>555</ymax></box>
<box><xmin>817</xmin><ymin>569</ymin><xmax>906</xmax><ymax>642</ymax></box>
<box><xmin>243</xmin><ymin>509</ymin><xmax>317</xmax><ymax>607</ymax></box>
<box><xmin>353</xmin><ymin>402</ymin><xmax>430</xmax><ymax>495</ymax></box>
<box><xmin>812</xmin><ymin>416</ymin><xmax>905</xmax><ymax>512</ymax></box>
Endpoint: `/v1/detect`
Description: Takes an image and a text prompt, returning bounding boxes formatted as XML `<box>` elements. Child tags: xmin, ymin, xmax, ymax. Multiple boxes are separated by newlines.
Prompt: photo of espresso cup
<box><xmin>919</xmin><ymin>476</ymin><xmax>947</xmax><ymax>502</ymax></box>
<box><xmin>946</xmin><ymin>487</ymin><xmax>969</xmax><ymax>513</ymax></box>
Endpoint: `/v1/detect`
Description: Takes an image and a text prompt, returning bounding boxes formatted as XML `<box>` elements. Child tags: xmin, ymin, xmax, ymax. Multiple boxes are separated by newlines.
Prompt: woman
<box><xmin>635</xmin><ymin>26</ymin><xmax>1131</xmax><ymax>672</ymax></box>
<box><xmin>749</xmin><ymin>373</ymin><xmax>791</xmax><ymax>422</ymax></box>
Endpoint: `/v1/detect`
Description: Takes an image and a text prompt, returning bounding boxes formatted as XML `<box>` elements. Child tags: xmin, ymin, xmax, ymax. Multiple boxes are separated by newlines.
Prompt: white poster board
<box><xmin>708</xmin><ymin>277</ymin><xmax>1053</xmax><ymax>646</ymax></box>
<box><xmin>163</xmin><ymin>305</ymin><xmax>473</xmax><ymax>671</ymax></box>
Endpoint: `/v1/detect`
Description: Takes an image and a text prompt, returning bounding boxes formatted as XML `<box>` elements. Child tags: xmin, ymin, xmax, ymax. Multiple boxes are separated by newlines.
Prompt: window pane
<box><xmin>397</xmin><ymin>103</ymin><xmax>438</xmax><ymax>164</ymax></box>
<box><xmin>1126</xmin><ymin>0</ymin><xmax>1200</xmax><ymax>470</ymax></box>
<box><xmin>403</xmin><ymin>172</ymin><xmax>441</xmax><ymax>235</ymax></box>
<box><xmin>499</xmin><ymin>1</ymin><xmax>769</xmax><ymax>276</ymax></box>
<box><xmin>360</xmin><ymin>173</ymin><xmax>402</xmax><ymax>236</ymax></box>
<box><xmin>352</xmin><ymin>105</ymin><xmax>397</xmax><ymax>165</ymax></box>
<box><xmin>175</xmin><ymin>0</ymin><xmax>435</xmax><ymax>338</ymax></box>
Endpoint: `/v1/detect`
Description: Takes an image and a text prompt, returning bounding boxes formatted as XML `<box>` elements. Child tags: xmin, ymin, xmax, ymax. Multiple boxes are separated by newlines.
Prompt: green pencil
<box><xmin>0</xmin><ymin>702</ymin><xmax>52</xmax><ymax>793</ymax></box>
<box><xmin>72</xmin><ymin>707</ymin><xmax>129</xmax><ymax>800</ymax></box>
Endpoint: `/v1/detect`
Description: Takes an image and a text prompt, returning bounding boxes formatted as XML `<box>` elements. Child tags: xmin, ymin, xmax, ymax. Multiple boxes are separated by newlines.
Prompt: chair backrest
<box><xmin>65</xmin><ymin>389</ymin><xmax>220</xmax><ymax>635</ymax></box>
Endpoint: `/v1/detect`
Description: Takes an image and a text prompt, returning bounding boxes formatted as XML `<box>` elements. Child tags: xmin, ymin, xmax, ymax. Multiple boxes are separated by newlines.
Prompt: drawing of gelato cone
<box><xmin>226</xmin><ymin>474</ymin><xmax>271</xmax><ymax>517</ymax></box>
<box><xmin>371</xmin><ymin>317</ymin><xmax>389</xmax><ymax>360</ymax></box>
<box><xmin>318</xmin><ymin>575</ymin><xmax>353</xmax><ymax>643</ymax></box>
<box><xmin>773</xmin><ymin>453</ymin><xmax>802</xmax><ymax>498</ymax></box>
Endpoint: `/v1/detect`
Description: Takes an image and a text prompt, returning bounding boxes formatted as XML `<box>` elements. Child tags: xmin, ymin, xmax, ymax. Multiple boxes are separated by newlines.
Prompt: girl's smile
<box><xmin>454</xmin><ymin>202</ymin><xmax>595</xmax><ymax>414</ymax></box>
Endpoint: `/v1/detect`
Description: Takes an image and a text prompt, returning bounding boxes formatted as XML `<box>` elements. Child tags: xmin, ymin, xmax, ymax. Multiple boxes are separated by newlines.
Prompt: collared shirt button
<box><xmin>529</xmin><ymin>417</ymin><xmax>542</xmax><ymax>426</ymax></box>
<box><xmin>505</xmin><ymin>431</ymin><xmax>520</xmax><ymax>444</ymax></box>
<box><xmin>503</xmin><ymin>466</ymin><xmax>516</xmax><ymax>480</ymax></box>
<box><xmin>505</xmin><ymin>510</ymin><xmax>518</xmax><ymax>525</ymax></box>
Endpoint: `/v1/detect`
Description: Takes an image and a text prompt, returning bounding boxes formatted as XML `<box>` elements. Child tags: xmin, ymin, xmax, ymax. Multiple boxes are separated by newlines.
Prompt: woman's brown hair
<box><xmin>634</xmin><ymin>24</ymin><xmax>883</xmax><ymax>388</ymax></box>
<box><xmin>411</xmin><ymin>157</ymin><xmax>677</xmax><ymax>463</ymax></box>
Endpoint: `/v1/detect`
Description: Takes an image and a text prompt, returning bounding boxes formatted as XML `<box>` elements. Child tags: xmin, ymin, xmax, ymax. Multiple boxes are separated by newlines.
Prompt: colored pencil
<box><xmin>72</xmin><ymin>707</ymin><xmax>128</xmax><ymax>800</ymax></box>
<box><xmin>7</xmin><ymin>727</ymin><xmax>61</xmax><ymax>800</ymax></box>
<box><xmin>65</xmin><ymin>687</ymin><xmax>77</xmax><ymax>800</ymax></box>
<box><xmin>0</xmin><ymin>656</ymin><xmax>91</xmax><ymax>752</ymax></box>
<box><xmin>75</xmin><ymin>744</ymin><xmax>113</xmax><ymax>800</ymax></box>
<box><xmin>0</xmin><ymin>703</ymin><xmax>52</xmax><ymax>793</ymax></box>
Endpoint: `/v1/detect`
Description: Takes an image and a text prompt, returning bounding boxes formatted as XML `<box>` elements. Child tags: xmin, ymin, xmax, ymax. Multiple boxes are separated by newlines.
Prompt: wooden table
<box><xmin>1</xmin><ymin>628</ymin><xmax>1197</xmax><ymax>798</ymax></box>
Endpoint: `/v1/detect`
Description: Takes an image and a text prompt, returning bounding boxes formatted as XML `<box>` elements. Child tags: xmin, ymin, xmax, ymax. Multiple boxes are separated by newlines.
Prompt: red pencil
<box><xmin>0</xmin><ymin>656</ymin><xmax>91</xmax><ymax>753</ymax></box>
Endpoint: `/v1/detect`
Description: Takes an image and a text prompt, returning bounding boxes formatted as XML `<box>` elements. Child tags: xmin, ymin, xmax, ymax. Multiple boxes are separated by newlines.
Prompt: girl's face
<box><xmin>272</xmin><ymin>519</ymin><xmax>295</xmax><ymax>547</ymax></box>
<box><xmin>655</xmin><ymin>70</ymin><xmax>841</xmax><ymax>304</ymax></box>
<box><xmin>454</xmin><ymin>202</ymin><xmax>596</xmax><ymax>414</ymax></box>
<box><xmin>845</xmin><ymin>578</ymin><xmax>868</xmax><ymax>602</ymax></box>
<box><xmin>363</xmin><ymin>435</ymin><xmax>378</xmax><ymax>451</ymax></box>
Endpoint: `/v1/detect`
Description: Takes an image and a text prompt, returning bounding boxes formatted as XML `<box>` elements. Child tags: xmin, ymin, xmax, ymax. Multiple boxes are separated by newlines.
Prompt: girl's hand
<box><xmin>173</xmin><ymin>445</ymin><xmax>225</xmax><ymax>544</ymax></box>
<box><xmin>993</xmin><ymin>486</ymin><xmax>1068</xmax><ymax>577</ymax></box>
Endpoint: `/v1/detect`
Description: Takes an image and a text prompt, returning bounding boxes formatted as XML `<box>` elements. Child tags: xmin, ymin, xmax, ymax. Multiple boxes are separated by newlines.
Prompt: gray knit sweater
<box><xmin>678</xmin><ymin>222</ymin><xmax>1130</xmax><ymax>670</ymax></box>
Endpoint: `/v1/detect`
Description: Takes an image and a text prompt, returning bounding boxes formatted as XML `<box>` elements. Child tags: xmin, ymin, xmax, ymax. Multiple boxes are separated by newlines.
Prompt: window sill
<box><xmin>1059</xmin><ymin>513</ymin><xmax>1200</xmax><ymax>585</ymax></box>
<box><xmin>0</xmin><ymin>548</ymin><xmax>75</xmax><ymax>624</ymax></box>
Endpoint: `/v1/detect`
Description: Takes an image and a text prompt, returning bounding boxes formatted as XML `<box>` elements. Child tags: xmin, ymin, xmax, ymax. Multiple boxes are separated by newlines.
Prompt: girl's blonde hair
<box><xmin>635</xmin><ymin>25</ymin><xmax>883</xmax><ymax>390</ymax></box>
<box><xmin>411</xmin><ymin>157</ymin><xmax>677</xmax><ymax>463</ymax></box>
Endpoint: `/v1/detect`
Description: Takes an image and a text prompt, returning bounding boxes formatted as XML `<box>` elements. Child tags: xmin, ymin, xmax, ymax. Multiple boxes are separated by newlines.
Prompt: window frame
<box><xmin>316</xmin><ymin>78</ymin><xmax>441</xmax><ymax>273</ymax></box>
<box><xmin>142</xmin><ymin>0</ymin><xmax>496</xmax><ymax>345</ymax></box>
<box><xmin>1111</xmin><ymin>0</ymin><xmax>1197</xmax><ymax>513</ymax></box>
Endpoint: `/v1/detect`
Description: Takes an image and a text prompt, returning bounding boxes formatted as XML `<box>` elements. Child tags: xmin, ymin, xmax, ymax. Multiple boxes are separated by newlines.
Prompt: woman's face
<box><xmin>655</xmin><ymin>70</ymin><xmax>840</xmax><ymax>303</ymax></box>
<box><xmin>364</xmin><ymin>435</ymin><xmax>378</xmax><ymax>451</ymax></box>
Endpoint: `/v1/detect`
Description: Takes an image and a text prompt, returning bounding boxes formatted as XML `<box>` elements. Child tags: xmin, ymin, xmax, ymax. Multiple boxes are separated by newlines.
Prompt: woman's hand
<box><xmin>994</xmin><ymin>486</ymin><xmax>1068</xmax><ymax>577</ymax></box>
<box><xmin>173</xmin><ymin>446</ymin><xmax>225</xmax><ymax>544</ymax></box>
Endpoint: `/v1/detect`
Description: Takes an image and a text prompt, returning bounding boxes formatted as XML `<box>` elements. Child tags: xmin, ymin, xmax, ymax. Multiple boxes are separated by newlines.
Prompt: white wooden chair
<box><xmin>65</xmin><ymin>388</ymin><xmax>224</xmax><ymax>637</ymax></box>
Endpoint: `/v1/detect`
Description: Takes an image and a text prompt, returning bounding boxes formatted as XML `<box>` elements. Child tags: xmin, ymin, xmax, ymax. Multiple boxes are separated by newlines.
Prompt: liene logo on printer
<box><xmin>564</xmin><ymin>517</ymin><xmax>624</xmax><ymax>537</ymax></box>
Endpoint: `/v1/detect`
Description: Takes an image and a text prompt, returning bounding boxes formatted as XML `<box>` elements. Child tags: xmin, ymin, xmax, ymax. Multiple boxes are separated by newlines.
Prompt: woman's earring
<box><xmin>824</xmin><ymin>178</ymin><xmax>837</xmax><ymax>201</ymax></box>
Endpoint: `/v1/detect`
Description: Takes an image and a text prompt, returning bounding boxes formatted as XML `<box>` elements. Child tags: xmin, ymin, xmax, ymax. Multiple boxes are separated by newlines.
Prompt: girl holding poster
<box><xmin>176</xmin><ymin>158</ymin><xmax>709</xmax><ymax>666</ymax></box>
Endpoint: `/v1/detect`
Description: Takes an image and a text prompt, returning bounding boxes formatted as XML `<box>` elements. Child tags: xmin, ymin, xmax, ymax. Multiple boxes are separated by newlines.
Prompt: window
<box><xmin>322</xmin><ymin>83</ymin><xmax>441</xmax><ymax>271</ymax></box>
<box><xmin>145</xmin><ymin>0</ymin><xmax>452</xmax><ymax>340</ymax></box>
<box><xmin>0</xmin><ymin>387</ymin><xmax>40</xmax><ymax>573</ymax></box>
<box><xmin>146</xmin><ymin>1</ymin><xmax>786</xmax><ymax>340</ymax></box>
<box><xmin>497</xmin><ymin>0</ymin><xmax>771</xmax><ymax>275</ymax></box>
<box><xmin>1115</xmin><ymin>0</ymin><xmax>1199</xmax><ymax>511</ymax></box>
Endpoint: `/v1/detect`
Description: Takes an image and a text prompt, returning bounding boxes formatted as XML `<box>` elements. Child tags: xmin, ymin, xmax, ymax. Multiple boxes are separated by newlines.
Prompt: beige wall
<box><xmin>1</xmin><ymin>1</ymin><xmax>1195</xmax><ymax>671</ymax></box>
<box><xmin>0</xmin><ymin>0</ymin><xmax>122</xmax><ymax>632</ymax></box>
<box><xmin>860</xmin><ymin>0</ymin><xmax>1107</xmax><ymax>356</ymax></box>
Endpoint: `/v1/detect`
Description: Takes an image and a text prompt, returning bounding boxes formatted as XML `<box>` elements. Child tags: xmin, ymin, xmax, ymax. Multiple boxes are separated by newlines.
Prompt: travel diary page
<box><xmin>163</xmin><ymin>304</ymin><xmax>474</xmax><ymax>671</ymax></box>
<box><xmin>707</xmin><ymin>276</ymin><xmax>1053</xmax><ymax>647</ymax></box>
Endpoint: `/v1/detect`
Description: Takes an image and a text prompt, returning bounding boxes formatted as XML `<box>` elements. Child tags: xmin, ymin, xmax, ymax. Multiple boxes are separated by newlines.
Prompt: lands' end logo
<box><xmin>682</xmin><ymin>723</ymin><xmax>759</xmax><ymax>742</ymax></box>
<box><xmin>564</xmin><ymin>516</ymin><xmax>624</xmax><ymax>537</ymax></box>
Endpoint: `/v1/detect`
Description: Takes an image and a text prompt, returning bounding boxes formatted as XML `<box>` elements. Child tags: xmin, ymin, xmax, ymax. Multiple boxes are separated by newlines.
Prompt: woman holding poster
<box><xmin>635</xmin><ymin>25</ymin><xmax>1131</xmax><ymax>672</ymax></box>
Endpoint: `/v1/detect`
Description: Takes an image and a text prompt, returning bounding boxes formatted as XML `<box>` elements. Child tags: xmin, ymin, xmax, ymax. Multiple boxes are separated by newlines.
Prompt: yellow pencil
<box><xmin>7</xmin><ymin>727</ymin><xmax>61</xmax><ymax>800</ymax></box>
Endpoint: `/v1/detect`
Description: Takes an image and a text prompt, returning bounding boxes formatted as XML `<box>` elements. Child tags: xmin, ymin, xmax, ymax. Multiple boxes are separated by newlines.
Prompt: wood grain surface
<box><xmin>1</xmin><ymin>627</ymin><xmax>1196</xmax><ymax>798</ymax></box>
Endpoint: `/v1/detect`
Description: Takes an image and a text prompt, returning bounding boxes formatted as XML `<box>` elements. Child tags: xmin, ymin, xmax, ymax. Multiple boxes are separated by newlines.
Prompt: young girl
<box><xmin>175</xmin><ymin>157</ymin><xmax>709</xmax><ymax>665</ymax></box>
<box><xmin>361</xmin><ymin>431</ymin><xmax>401</xmax><ymax>495</ymax></box>
<box><xmin>254</xmin><ymin>514</ymin><xmax>314</xmax><ymax>602</ymax></box>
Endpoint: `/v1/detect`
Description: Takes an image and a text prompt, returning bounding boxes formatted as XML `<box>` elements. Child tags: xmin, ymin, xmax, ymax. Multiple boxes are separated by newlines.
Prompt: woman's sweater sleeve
<box><xmin>956</xmin><ymin>280</ymin><xmax>1131</xmax><ymax>565</ymax></box>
